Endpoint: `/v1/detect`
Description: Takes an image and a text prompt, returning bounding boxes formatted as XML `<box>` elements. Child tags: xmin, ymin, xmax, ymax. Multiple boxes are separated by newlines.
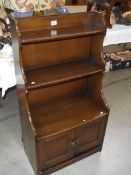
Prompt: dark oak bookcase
<box><xmin>10</xmin><ymin>12</ymin><xmax>109</xmax><ymax>175</ymax></box>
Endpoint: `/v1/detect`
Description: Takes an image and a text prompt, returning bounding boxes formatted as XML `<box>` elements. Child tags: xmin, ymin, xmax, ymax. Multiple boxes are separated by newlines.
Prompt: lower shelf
<box><xmin>30</xmin><ymin>93</ymin><xmax>108</xmax><ymax>137</ymax></box>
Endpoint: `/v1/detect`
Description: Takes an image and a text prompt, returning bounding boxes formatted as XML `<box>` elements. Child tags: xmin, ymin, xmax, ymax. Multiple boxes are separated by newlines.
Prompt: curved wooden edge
<box><xmin>99</xmin><ymin>74</ymin><xmax>110</xmax><ymax>113</ymax></box>
<box><xmin>24</xmin><ymin>94</ymin><xmax>37</xmax><ymax>136</ymax></box>
<box><xmin>86</xmin><ymin>72</ymin><xmax>110</xmax><ymax>114</ymax></box>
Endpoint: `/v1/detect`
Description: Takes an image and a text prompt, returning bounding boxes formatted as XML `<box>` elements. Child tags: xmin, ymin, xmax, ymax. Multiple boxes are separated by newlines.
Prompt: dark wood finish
<box><xmin>75</xmin><ymin>118</ymin><xmax>104</xmax><ymax>154</ymax></box>
<box><xmin>22</xmin><ymin>38</ymin><xmax>91</xmax><ymax>69</ymax></box>
<box><xmin>10</xmin><ymin>12</ymin><xmax>109</xmax><ymax>175</ymax></box>
<box><xmin>28</xmin><ymin>78</ymin><xmax>87</xmax><ymax>107</ymax></box>
<box><xmin>38</xmin><ymin>130</ymin><xmax>75</xmax><ymax>170</ymax></box>
<box><xmin>25</xmin><ymin>60</ymin><xmax>102</xmax><ymax>90</ymax></box>
<box><xmin>30</xmin><ymin>92</ymin><xmax>108</xmax><ymax>137</ymax></box>
<box><xmin>21</xmin><ymin>25</ymin><xmax>105</xmax><ymax>44</ymax></box>
<box><xmin>39</xmin><ymin>145</ymin><xmax>102</xmax><ymax>175</ymax></box>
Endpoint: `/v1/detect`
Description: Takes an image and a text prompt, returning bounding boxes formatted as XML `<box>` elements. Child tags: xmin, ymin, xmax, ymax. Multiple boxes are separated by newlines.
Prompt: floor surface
<box><xmin>0</xmin><ymin>68</ymin><xmax>131</xmax><ymax>175</ymax></box>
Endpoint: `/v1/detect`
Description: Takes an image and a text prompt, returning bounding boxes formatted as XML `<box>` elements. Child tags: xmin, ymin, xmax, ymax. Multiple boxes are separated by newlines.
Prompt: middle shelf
<box><xmin>25</xmin><ymin>59</ymin><xmax>103</xmax><ymax>90</ymax></box>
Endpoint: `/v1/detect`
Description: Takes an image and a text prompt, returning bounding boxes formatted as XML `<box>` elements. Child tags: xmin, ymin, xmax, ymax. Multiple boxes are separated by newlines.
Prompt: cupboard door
<box><xmin>75</xmin><ymin>118</ymin><xmax>105</xmax><ymax>154</ymax></box>
<box><xmin>38</xmin><ymin>130</ymin><xmax>75</xmax><ymax>170</ymax></box>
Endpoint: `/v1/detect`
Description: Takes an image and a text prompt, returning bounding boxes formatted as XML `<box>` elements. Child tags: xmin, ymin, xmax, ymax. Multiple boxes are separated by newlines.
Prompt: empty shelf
<box><xmin>30</xmin><ymin>93</ymin><xmax>108</xmax><ymax>137</ymax></box>
<box><xmin>21</xmin><ymin>25</ymin><xmax>105</xmax><ymax>44</ymax></box>
<box><xmin>26</xmin><ymin>59</ymin><xmax>103</xmax><ymax>90</ymax></box>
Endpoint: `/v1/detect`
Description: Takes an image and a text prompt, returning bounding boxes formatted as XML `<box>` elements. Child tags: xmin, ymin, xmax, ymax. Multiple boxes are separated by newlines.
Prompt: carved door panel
<box><xmin>75</xmin><ymin>119</ymin><xmax>105</xmax><ymax>154</ymax></box>
<box><xmin>38</xmin><ymin>130</ymin><xmax>75</xmax><ymax>170</ymax></box>
<box><xmin>37</xmin><ymin>117</ymin><xmax>107</xmax><ymax>171</ymax></box>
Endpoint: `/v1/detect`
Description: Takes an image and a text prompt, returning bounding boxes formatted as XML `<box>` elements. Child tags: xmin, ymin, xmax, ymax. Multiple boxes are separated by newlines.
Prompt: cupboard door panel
<box><xmin>39</xmin><ymin>130</ymin><xmax>75</xmax><ymax>170</ymax></box>
<box><xmin>76</xmin><ymin>119</ymin><xmax>102</xmax><ymax>154</ymax></box>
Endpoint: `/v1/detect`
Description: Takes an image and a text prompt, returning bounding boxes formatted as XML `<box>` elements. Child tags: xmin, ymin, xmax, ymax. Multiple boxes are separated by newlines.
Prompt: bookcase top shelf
<box><xmin>9</xmin><ymin>12</ymin><xmax>106</xmax><ymax>44</ymax></box>
<box><xmin>21</xmin><ymin>26</ymin><xmax>106</xmax><ymax>44</ymax></box>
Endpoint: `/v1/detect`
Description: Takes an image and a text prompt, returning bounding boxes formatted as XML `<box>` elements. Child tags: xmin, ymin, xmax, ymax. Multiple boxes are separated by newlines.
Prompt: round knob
<box><xmin>76</xmin><ymin>138</ymin><xmax>80</xmax><ymax>144</ymax></box>
<box><xmin>71</xmin><ymin>140</ymin><xmax>75</xmax><ymax>147</ymax></box>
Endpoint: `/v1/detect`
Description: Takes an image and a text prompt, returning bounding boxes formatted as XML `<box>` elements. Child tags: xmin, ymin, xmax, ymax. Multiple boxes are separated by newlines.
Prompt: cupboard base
<box><xmin>39</xmin><ymin>145</ymin><xmax>102</xmax><ymax>175</ymax></box>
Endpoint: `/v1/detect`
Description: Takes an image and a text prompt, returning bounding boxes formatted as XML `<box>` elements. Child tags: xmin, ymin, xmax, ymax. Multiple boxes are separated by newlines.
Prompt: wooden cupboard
<box><xmin>10</xmin><ymin>12</ymin><xmax>109</xmax><ymax>175</ymax></box>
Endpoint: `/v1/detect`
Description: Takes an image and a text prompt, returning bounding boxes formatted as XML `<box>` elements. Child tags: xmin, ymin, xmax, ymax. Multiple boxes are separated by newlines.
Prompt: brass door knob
<box><xmin>71</xmin><ymin>140</ymin><xmax>76</xmax><ymax>147</ymax></box>
<box><xmin>76</xmin><ymin>138</ymin><xmax>80</xmax><ymax>145</ymax></box>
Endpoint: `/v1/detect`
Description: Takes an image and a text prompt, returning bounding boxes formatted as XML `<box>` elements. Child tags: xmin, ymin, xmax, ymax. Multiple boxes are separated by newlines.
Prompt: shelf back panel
<box><xmin>15</xmin><ymin>13</ymin><xmax>98</xmax><ymax>33</ymax></box>
<box><xmin>28</xmin><ymin>78</ymin><xmax>87</xmax><ymax>107</ymax></box>
<box><xmin>22</xmin><ymin>37</ymin><xmax>91</xmax><ymax>69</ymax></box>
